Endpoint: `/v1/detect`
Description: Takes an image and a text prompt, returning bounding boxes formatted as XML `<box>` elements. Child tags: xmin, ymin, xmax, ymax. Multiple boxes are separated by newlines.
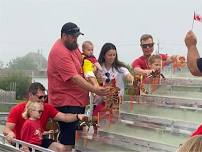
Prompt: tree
<box><xmin>0</xmin><ymin>61</ymin><xmax>4</xmax><ymax>69</ymax></box>
<box><xmin>7</xmin><ymin>51</ymin><xmax>47</xmax><ymax>71</ymax></box>
<box><xmin>0</xmin><ymin>51</ymin><xmax>47</xmax><ymax>100</ymax></box>
<box><xmin>8</xmin><ymin>57</ymin><xmax>37</xmax><ymax>70</ymax></box>
<box><xmin>0</xmin><ymin>70</ymin><xmax>32</xmax><ymax>99</ymax></box>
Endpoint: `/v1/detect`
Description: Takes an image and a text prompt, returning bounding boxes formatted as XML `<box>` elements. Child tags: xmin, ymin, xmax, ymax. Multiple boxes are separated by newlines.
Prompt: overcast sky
<box><xmin>0</xmin><ymin>0</ymin><xmax>202</xmax><ymax>66</ymax></box>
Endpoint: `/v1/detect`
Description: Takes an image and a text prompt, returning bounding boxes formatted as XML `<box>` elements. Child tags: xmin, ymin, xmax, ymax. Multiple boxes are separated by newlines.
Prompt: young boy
<box><xmin>148</xmin><ymin>54</ymin><xmax>163</xmax><ymax>74</ymax></box>
<box><xmin>144</xmin><ymin>54</ymin><xmax>165</xmax><ymax>93</ymax></box>
<box><xmin>133</xmin><ymin>54</ymin><xmax>164</xmax><ymax>95</ymax></box>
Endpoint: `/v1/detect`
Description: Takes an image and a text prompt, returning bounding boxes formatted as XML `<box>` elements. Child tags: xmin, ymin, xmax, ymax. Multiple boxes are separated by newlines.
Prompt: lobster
<box><xmin>133</xmin><ymin>70</ymin><xmax>166</xmax><ymax>95</ymax></box>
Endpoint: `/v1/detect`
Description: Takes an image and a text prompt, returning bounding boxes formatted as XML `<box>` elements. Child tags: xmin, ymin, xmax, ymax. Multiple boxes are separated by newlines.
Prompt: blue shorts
<box><xmin>56</xmin><ymin>106</ymin><xmax>85</xmax><ymax>145</ymax></box>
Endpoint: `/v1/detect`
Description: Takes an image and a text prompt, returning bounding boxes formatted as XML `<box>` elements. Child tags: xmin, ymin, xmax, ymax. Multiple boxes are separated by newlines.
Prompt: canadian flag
<box><xmin>194</xmin><ymin>12</ymin><xmax>202</xmax><ymax>22</ymax></box>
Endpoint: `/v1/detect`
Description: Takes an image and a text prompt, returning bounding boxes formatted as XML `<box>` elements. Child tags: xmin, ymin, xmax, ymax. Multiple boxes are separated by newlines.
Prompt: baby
<box><xmin>82</xmin><ymin>41</ymin><xmax>102</xmax><ymax>86</ymax></box>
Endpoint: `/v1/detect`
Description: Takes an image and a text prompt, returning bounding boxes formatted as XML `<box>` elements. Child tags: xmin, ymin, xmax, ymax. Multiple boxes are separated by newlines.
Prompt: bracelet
<box><xmin>76</xmin><ymin>114</ymin><xmax>79</xmax><ymax>121</ymax></box>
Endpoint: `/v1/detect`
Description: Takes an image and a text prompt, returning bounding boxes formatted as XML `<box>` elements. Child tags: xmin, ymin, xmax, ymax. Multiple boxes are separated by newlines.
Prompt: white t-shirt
<box><xmin>100</xmin><ymin>65</ymin><xmax>129</xmax><ymax>96</ymax></box>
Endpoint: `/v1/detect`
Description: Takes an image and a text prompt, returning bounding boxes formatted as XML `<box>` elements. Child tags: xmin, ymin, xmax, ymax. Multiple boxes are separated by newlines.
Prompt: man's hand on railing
<box><xmin>5</xmin><ymin>131</ymin><xmax>15</xmax><ymax>143</ymax></box>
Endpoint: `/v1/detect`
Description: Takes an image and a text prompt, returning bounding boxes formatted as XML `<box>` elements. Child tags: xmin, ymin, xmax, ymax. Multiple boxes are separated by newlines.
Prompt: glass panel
<box><xmin>143</xmin><ymin>83</ymin><xmax>202</xmax><ymax>99</ymax></box>
<box><xmin>75</xmin><ymin>121</ymin><xmax>187</xmax><ymax>151</ymax></box>
<box><xmin>120</xmin><ymin>102</ymin><xmax>202</xmax><ymax>124</ymax></box>
<box><xmin>100</xmin><ymin>122</ymin><xmax>187</xmax><ymax>147</ymax></box>
<box><xmin>75</xmin><ymin>130</ymin><xmax>135</xmax><ymax>152</ymax></box>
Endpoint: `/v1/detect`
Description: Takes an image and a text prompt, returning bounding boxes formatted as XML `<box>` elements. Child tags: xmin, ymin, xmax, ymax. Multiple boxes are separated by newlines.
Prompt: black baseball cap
<box><xmin>61</xmin><ymin>22</ymin><xmax>84</xmax><ymax>36</ymax></box>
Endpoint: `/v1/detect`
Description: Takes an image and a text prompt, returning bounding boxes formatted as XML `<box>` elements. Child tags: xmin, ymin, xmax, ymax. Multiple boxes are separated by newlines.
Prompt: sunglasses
<box><xmin>36</xmin><ymin>95</ymin><xmax>47</xmax><ymax>100</ymax></box>
<box><xmin>105</xmin><ymin>72</ymin><xmax>110</xmax><ymax>83</ymax></box>
<box><xmin>141</xmin><ymin>43</ymin><xmax>154</xmax><ymax>49</ymax></box>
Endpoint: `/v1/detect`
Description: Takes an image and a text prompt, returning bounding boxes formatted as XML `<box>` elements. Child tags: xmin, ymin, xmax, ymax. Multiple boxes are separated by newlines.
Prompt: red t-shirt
<box><xmin>7</xmin><ymin>101</ymin><xmax>58</xmax><ymax>140</ymax></box>
<box><xmin>131</xmin><ymin>54</ymin><xmax>168</xmax><ymax>69</ymax></box>
<box><xmin>21</xmin><ymin>119</ymin><xmax>43</xmax><ymax>145</ymax></box>
<box><xmin>48</xmin><ymin>39</ymin><xmax>89</xmax><ymax>107</ymax></box>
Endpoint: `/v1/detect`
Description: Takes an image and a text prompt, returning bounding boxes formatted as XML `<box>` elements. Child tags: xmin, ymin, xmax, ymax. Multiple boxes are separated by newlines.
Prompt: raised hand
<box><xmin>185</xmin><ymin>30</ymin><xmax>197</xmax><ymax>48</ymax></box>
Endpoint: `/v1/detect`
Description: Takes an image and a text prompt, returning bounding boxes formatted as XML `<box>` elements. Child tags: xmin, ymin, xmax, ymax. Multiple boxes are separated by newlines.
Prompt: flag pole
<box><xmin>191</xmin><ymin>11</ymin><xmax>195</xmax><ymax>30</ymax></box>
<box><xmin>157</xmin><ymin>40</ymin><xmax>160</xmax><ymax>55</ymax></box>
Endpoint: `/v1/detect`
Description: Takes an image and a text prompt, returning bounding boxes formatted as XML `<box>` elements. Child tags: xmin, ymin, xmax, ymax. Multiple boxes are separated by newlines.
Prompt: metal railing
<box><xmin>0</xmin><ymin>134</ymin><xmax>53</xmax><ymax>152</ymax></box>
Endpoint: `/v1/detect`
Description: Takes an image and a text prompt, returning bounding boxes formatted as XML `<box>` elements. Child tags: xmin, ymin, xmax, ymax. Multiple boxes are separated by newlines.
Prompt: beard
<box><xmin>64</xmin><ymin>41</ymin><xmax>78</xmax><ymax>51</ymax></box>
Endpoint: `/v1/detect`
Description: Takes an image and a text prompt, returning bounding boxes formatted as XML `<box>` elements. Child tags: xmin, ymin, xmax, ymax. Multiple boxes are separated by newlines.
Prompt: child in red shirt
<box><xmin>135</xmin><ymin>54</ymin><xmax>165</xmax><ymax>95</ymax></box>
<box><xmin>21</xmin><ymin>101</ymin><xmax>53</xmax><ymax>151</ymax></box>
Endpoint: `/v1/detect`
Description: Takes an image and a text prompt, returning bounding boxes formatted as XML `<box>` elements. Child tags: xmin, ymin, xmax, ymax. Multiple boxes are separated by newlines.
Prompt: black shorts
<box><xmin>197</xmin><ymin>58</ymin><xmax>202</xmax><ymax>72</ymax></box>
<box><xmin>41</xmin><ymin>138</ymin><xmax>54</xmax><ymax>148</ymax></box>
<box><xmin>29</xmin><ymin>138</ymin><xmax>54</xmax><ymax>151</ymax></box>
<box><xmin>56</xmin><ymin>106</ymin><xmax>85</xmax><ymax>145</ymax></box>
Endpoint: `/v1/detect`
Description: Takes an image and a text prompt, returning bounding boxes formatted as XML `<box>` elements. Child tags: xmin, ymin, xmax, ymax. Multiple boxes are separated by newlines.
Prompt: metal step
<box><xmin>124</xmin><ymin>95</ymin><xmax>202</xmax><ymax>108</ymax></box>
<box><xmin>76</xmin><ymin>121</ymin><xmax>185</xmax><ymax>152</ymax></box>
<box><xmin>120</xmin><ymin>113</ymin><xmax>197</xmax><ymax>135</ymax></box>
<box><xmin>121</xmin><ymin>101</ymin><xmax>202</xmax><ymax>124</ymax></box>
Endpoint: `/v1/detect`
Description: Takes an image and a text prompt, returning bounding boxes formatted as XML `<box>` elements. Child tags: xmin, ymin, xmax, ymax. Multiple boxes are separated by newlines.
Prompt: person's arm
<box><xmin>71</xmin><ymin>74</ymin><xmax>109</xmax><ymax>96</ymax></box>
<box><xmin>187</xmin><ymin>46</ymin><xmax>202</xmax><ymax>76</ymax></box>
<box><xmin>53</xmin><ymin>112</ymin><xmax>87</xmax><ymax>122</ymax></box>
<box><xmin>185</xmin><ymin>30</ymin><xmax>202</xmax><ymax>76</ymax></box>
<box><xmin>88</xmin><ymin>77</ymin><xmax>99</xmax><ymax>87</ymax></box>
<box><xmin>94</xmin><ymin>62</ymin><xmax>102</xmax><ymax>71</ymax></box>
<box><xmin>125</xmin><ymin>73</ymin><xmax>134</xmax><ymax>84</ymax></box>
<box><xmin>132</xmin><ymin>58</ymin><xmax>153</xmax><ymax>75</ymax></box>
<box><xmin>43</xmin><ymin>130</ymin><xmax>54</xmax><ymax>135</ymax></box>
<box><xmin>3</xmin><ymin>122</ymin><xmax>16</xmax><ymax>142</ymax></box>
<box><xmin>165</xmin><ymin>55</ymin><xmax>185</xmax><ymax>65</ymax></box>
<box><xmin>133</xmin><ymin>67</ymin><xmax>153</xmax><ymax>76</ymax></box>
<box><xmin>165</xmin><ymin>55</ymin><xmax>177</xmax><ymax>65</ymax></box>
<box><xmin>187</xmin><ymin>46</ymin><xmax>202</xmax><ymax>75</ymax></box>
<box><xmin>55</xmin><ymin>51</ymin><xmax>109</xmax><ymax>96</ymax></box>
<box><xmin>121</xmin><ymin>67</ymin><xmax>134</xmax><ymax>85</ymax></box>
